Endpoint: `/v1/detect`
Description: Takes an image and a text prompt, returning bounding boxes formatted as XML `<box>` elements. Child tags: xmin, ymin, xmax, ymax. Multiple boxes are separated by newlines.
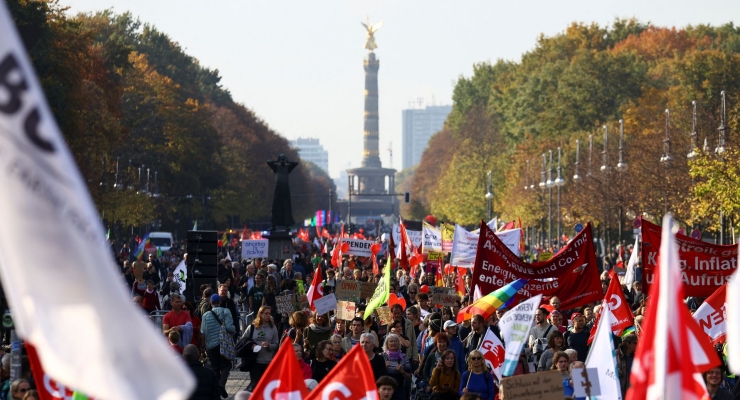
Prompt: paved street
<box><xmin>225</xmin><ymin>370</ymin><xmax>250</xmax><ymax>399</ymax></box>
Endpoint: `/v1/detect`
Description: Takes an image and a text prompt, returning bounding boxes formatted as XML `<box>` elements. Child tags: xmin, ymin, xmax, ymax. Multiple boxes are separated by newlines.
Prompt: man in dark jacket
<box><xmin>218</xmin><ymin>283</ymin><xmax>240</xmax><ymax>337</ymax></box>
<box><xmin>183</xmin><ymin>344</ymin><xmax>220</xmax><ymax>400</ymax></box>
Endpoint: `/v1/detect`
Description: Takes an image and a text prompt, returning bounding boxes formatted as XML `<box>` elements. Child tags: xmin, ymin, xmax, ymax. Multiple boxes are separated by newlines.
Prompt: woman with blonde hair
<box><xmin>243</xmin><ymin>305</ymin><xmax>279</xmax><ymax>391</ymax></box>
<box><xmin>459</xmin><ymin>350</ymin><xmax>494</xmax><ymax>400</ymax></box>
<box><xmin>281</xmin><ymin>311</ymin><xmax>308</xmax><ymax>344</ymax></box>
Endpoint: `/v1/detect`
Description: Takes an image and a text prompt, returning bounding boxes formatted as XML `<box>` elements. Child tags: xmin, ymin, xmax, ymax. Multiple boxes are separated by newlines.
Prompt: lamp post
<box><xmin>546</xmin><ymin>150</ymin><xmax>554</xmax><ymax>247</ymax></box>
<box><xmin>716</xmin><ymin>92</ymin><xmax>728</xmax><ymax>243</ymax></box>
<box><xmin>660</xmin><ymin>109</ymin><xmax>673</xmax><ymax>215</ymax></box>
<box><xmin>688</xmin><ymin>101</ymin><xmax>699</xmax><ymax>159</ymax></box>
<box><xmin>540</xmin><ymin>153</ymin><xmax>547</xmax><ymax>246</ymax></box>
<box><xmin>601</xmin><ymin>125</ymin><xmax>611</xmax><ymax>248</ymax></box>
<box><xmin>554</xmin><ymin>147</ymin><xmax>565</xmax><ymax>246</ymax></box>
<box><xmin>616</xmin><ymin>119</ymin><xmax>628</xmax><ymax>241</ymax></box>
<box><xmin>485</xmin><ymin>170</ymin><xmax>493</xmax><ymax>221</ymax></box>
<box><xmin>573</xmin><ymin>140</ymin><xmax>581</xmax><ymax>182</ymax></box>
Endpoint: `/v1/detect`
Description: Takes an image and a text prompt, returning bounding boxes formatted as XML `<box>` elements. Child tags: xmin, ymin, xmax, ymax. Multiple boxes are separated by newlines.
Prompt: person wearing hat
<box><xmin>563</xmin><ymin>312</ymin><xmax>589</xmax><ymax>362</ymax></box>
<box><xmin>444</xmin><ymin>320</ymin><xmax>467</xmax><ymax>373</ymax></box>
<box><xmin>201</xmin><ymin>294</ymin><xmax>235</xmax><ymax>398</ymax></box>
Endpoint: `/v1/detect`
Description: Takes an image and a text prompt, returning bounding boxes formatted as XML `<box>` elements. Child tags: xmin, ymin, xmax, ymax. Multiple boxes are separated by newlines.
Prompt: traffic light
<box><xmin>404</xmin><ymin>192</ymin><xmax>410</xmax><ymax>203</ymax></box>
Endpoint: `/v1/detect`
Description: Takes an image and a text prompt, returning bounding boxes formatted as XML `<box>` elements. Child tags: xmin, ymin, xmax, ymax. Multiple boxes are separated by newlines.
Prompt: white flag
<box><xmin>499</xmin><ymin>294</ymin><xmax>541</xmax><ymax>377</ymax></box>
<box><xmin>479</xmin><ymin>328</ymin><xmax>505</xmax><ymax>381</ymax></box>
<box><xmin>585</xmin><ymin>307</ymin><xmax>622</xmax><ymax>400</ymax></box>
<box><xmin>0</xmin><ymin>3</ymin><xmax>194</xmax><ymax>399</ymax></box>
<box><xmin>622</xmin><ymin>235</ymin><xmax>639</xmax><ymax>289</ymax></box>
<box><xmin>173</xmin><ymin>260</ymin><xmax>187</xmax><ymax>294</ymax></box>
<box><xmin>727</xmin><ymin>248</ymin><xmax>740</xmax><ymax>374</ymax></box>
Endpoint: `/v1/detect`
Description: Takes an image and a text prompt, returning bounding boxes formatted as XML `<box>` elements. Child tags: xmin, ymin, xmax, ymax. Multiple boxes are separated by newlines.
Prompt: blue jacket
<box><xmin>448</xmin><ymin>335</ymin><xmax>466</xmax><ymax>373</ymax></box>
<box><xmin>201</xmin><ymin>307</ymin><xmax>235</xmax><ymax>350</ymax></box>
<box><xmin>460</xmin><ymin>370</ymin><xmax>495</xmax><ymax>400</ymax></box>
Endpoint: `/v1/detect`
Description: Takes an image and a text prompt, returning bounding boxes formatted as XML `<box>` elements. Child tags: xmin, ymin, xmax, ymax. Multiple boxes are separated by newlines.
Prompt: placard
<box><xmin>241</xmin><ymin>239</ymin><xmax>269</xmax><ymax>258</ymax></box>
<box><xmin>336</xmin><ymin>301</ymin><xmax>356</xmax><ymax>321</ymax></box>
<box><xmin>360</xmin><ymin>282</ymin><xmax>378</xmax><ymax>299</ymax></box>
<box><xmin>376</xmin><ymin>306</ymin><xmax>393</xmax><ymax>326</ymax></box>
<box><xmin>430</xmin><ymin>287</ymin><xmax>456</xmax><ymax>307</ymax></box>
<box><xmin>275</xmin><ymin>294</ymin><xmax>294</xmax><ymax>315</ymax></box>
<box><xmin>314</xmin><ymin>294</ymin><xmax>338</xmax><ymax>316</ymax></box>
<box><xmin>343</xmin><ymin>239</ymin><xmax>375</xmax><ymax>257</ymax></box>
<box><xmin>500</xmin><ymin>370</ymin><xmax>564</xmax><ymax>400</ymax></box>
<box><xmin>571</xmin><ymin>367</ymin><xmax>601</xmax><ymax>397</ymax></box>
<box><xmin>334</xmin><ymin>280</ymin><xmax>361</xmax><ymax>301</ymax></box>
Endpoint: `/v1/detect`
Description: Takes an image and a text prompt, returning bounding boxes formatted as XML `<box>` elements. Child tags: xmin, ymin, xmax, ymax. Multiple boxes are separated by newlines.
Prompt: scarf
<box><xmin>385</xmin><ymin>350</ymin><xmax>403</xmax><ymax>361</ymax></box>
<box><xmin>309</xmin><ymin>324</ymin><xmax>332</xmax><ymax>334</ymax></box>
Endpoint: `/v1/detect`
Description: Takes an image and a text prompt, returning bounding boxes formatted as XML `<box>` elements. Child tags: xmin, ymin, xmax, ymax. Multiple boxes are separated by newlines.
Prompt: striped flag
<box><xmin>456</xmin><ymin>279</ymin><xmax>529</xmax><ymax>322</ymax></box>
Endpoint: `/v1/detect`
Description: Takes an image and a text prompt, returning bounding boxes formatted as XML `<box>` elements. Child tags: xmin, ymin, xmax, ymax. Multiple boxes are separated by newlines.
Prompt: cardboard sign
<box><xmin>571</xmin><ymin>367</ymin><xmax>601</xmax><ymax>397</ymax></box>
<box><xmin>242</xmin><ymin>239</ymin><xmax>269</xmax><ymax>258</ymax></box>
<box><xmin>500</xmin><ymin>370</ymin><xmax>564</xmax><ymax>400</ymax></box>
<box><xmin>376</xmin><ymin>306</ymin><xmax>393</xmax><ymax>326</ymax></box>
<box><xmin>334</xmin><ymin>280</ymin><xmax>361</xmax><ymax>301</ymax></box>
<box><xmin>430</xmin><ymin>287</ymin><xmax>456</xmax><ymax>307</ymax></box>
<box><xmin>336</xmin><ymin>301</ymin><xmax>356</xmax><ymax>321</ymax></box>
<box><xmin>538</xmin><ymin>251</ymin><xmax>553</xmax><ymax>261</ymax></box>
<box><xmin>343</xmin><ymin>239</ymin><xmax>375</xmax><ymax>257</ymax></box>
<box><xmin>314</xmin><ymin>294</ymin><xmax>338</xmax><ymax>316</ymax></box>
<box><xmin>275</xmin><ymin>294</ymin><xmax>294</xmax><ymax>315</ymax></box>
<box><xmin>360</xmin><ymin>282</ymin><xmax>378</xmax><ymax>299</ymax></box>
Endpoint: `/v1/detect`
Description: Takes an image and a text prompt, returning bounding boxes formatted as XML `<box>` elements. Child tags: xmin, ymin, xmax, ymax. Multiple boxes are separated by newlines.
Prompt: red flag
<box><xmin>321</xmin><ymin>228</ymin><xmax>331</xmax><ymax>240</ymax></box>
<box><xmin>626</xmin><ymin>216</ymin><xmax>720</xmax><ymax>400</ymax></box>
<box><xmin>305</xmin><ymin>344</ymin><xmax>378</xmax><ymax>400</ymax></box>
<box><xmin>27</xmin><ymin>344</ymin><xmax>96</xmax><ymax>400</ymax></box>
<box><xmin>588</xmin><ymin>271</ymin><xmax>634</xmax><ymax>344</ymax></box>
<box><xmin>435</xmin><ymin>265</ymin><xmax>444</xmax><ymax>287</ymax></box>
<box><xmin>241</xmin><ymin>226</ymin><xmax>248</xmax><ymax>241</ymax></box>
<box><xmin>500</xmin><ymin>220</ymin><xmax>515</xmax><ymax>231</ymax></box>
<box><xmin>307</xmin><ymin>265</ymin><xmax>324</xmax><ymax>310</ymax></box>
<box><xmin>399</xmin><ymin>219</ymin><xmax>418</xmax><ymax>268</ymax></box>
<box><xmin>322</xmin><ymin>240</ymin><xmax>329</xmax><ymax>255</ymax></box>
<box><xmin>455</xmin><ymin>267</ymin><xmax>467</xmax><ymax>297</ymax></box>
<box><xmin>250</xmin><ymin>342</ymin><xmax>308</xmax><ymax>400</ymax></box>
<box><xmin>693</xmin><ymin>283</ymin><xmax>728</xmax><ymax>344</ymax></box>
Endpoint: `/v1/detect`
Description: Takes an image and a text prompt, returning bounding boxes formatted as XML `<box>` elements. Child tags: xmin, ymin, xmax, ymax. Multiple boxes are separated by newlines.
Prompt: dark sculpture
<box><xmin>267</xmin><ymin>154</ymin><xmax>299</xmax><ymax>231</ymax></box>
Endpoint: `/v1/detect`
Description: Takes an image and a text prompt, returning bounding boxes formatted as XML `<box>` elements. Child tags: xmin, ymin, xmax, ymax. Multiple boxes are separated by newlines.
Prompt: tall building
<box><xmin>290</xmin><ymin>138</ymin><xmax>329</xmax><ymax>175</ymax></box>
<box><xmin>402</xmin><ymin>105</ymin><xmax>452</xmax><ymax>169</ymax></box>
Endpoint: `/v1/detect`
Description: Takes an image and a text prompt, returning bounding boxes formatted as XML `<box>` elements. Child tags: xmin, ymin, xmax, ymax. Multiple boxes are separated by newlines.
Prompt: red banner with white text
<box><xmin>641</xmin><ymin>219</ymin><xmax>738</xmax><ymax>297</ymax></box>
<box><xmin>471</xmin><ymin>221</ymin><xmax>602</xmax><ymax>310</ymax></box>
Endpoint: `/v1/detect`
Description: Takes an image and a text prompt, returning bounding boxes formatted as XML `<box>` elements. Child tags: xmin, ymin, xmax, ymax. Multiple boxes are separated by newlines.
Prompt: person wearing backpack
<box><xmin>201</xmin><ymin>294</ymin><xmax>235</xmax><ymax>398</ymax></box>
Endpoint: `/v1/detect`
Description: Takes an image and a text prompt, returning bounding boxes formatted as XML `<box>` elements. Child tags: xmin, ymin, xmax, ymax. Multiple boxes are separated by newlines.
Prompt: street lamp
<box><xmin>601</xmin><ymin>125</ymin><xmax>612</xmax><ymax>247</ymax></box>
<box><xmin>587</xmin><ymin>134</ymin><xmax>594</xmax><ymax>177</ymax></box>
<box><xmin>485</xmin><ymin>170</ymin><xmax>493</xmax><ymax>220</ymax></box>
<box><xmin>554</xmin><ymin>147</ymin><xmax>565</xmax><ymax>245</ymax></box>
<box><xmin>573</xmin><ymin>139</ymin><xmax>581</xmax><ymax>182</ymax></box>
<box><xmin>617</xmin><ymin>119</ymin><xmax>628</xmax><ymax>172</ymax></box>
<box><xmin>688</xmin><ymin>101</ymin><xmax>699</xmax><ymax>159</ymax></box>
<box><xmin>660</xmin><ymin>109</ymin><xmax>673</xmax><ymax>165</ymax></box>
<box><xmin>716</xmin><ymin>91</ymin><xmax>727</xmax><ymax>155</ymax></box>
<box><xmin>546</xmin><ymin>150</ymin><xmax>554</xmax><ymax>247</ymax></box>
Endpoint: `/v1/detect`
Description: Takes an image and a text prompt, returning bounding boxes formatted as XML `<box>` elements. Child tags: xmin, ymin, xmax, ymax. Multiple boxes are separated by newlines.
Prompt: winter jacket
<box><xmin>201</xmin><ymin>307</ymin><xmax>235</xmax><ymax>350</ymax></box>
<box><xmin>186</xmin><ymin>358</ymin><xmax>220</xmax><ymax>400</ymax></box>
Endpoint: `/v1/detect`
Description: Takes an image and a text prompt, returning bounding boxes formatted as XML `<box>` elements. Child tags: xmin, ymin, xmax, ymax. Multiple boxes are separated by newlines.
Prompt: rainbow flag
<box><xmin>456</xmin><ymin>278</ymin><xmax>529</xmax><ymax>323</ymax></box>
<box><xmin>133</xmin><ymin>233</ymin><xmax>151</xmax><ymax>260</ymax></box>
<box><xmin>620</xmin><ymin>326</ymin><xmax>636</xmax><ymax>337</ymax></box>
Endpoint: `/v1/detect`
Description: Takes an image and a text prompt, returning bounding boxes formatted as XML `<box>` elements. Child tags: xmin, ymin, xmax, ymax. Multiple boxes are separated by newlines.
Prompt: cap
<box><xmin>429</xmin><ymin>319</ymin><xmax>442</xmax><ymax>332</ymax></box>
<box><xmin>210</xmin><ymin>294</ymin><xmax>222</xmax><ymax>303</ymax></box>
<box><xmin>571</xmin><ymin>312</ymin><xmax>583</xmax><ymax>321</ymax></box>
<box><xmin>443</xmin><ymin>320</ymin><xmax>457</xmax><ymax>330</ymax></box>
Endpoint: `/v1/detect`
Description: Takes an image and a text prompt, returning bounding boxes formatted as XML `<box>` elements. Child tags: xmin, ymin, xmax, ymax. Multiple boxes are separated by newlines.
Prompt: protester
<box><xmin>376</xmin><ymin>376</ymin><xmax>398</xmax><ymax>400</ymax></box>
<box><xmin>162</xmin><ymin>294</ymin><xmax>193</xmax><ymax>349</ymax></box>
<box><xmin>381</xmin><ymin>334</ymin><xmax>412</xmax><ymax>400</ymax></box>
<box><xmin>459</xmin><ymin>349</ymin><xmax>494</xmax><ymax>400</ymax></box>
<box><xmin>329</xmin><ymin>334</ymin><xmax>346</xmax><ymax>361</ymax></box>
<box><xmin>201</xmin><ymin>294</ymin><xmax>235</xmax><ymax>398</ymax></box>
<box><xmin>282</xmin><ymin>311</ymin><xmax>308</xmax><ymax>344</ymax></box>
<box><xmin>183</xmin><ymin>344</ymin><xmax>220</xmax><ymax>400</ymax></box>
<box><xmin>304</xmin><ymin>312</ymin><xmax>332</xmax><ymax>358</ymax></box>
<box><xmin>443</xmin><ymin>320</ymin><xmax>467</xmax><ymax>373</ymax></box>
<box><xmin>529</xmin><ymin>307</ymin><xmax>553</xmax><ymax>365</ymax></box>
<box><xmin>549</xmin><ymin>310</ymin><xmax>566</xmax><ymax>334</ymax></box>
<box><xmin>563</xmin><ymin>313</ymin><xmax>589</xmax><ymax>362</ymax></box>
<box><xmin>183</xmin><ymin>301</ymin><xmax>204</xmax><ymax>348</ymax></box>
<box><xmin>9</xmin><ymin>379</ymin><xmax>30</xmax><ymax>400</ymax></box>
<box><xmin>703</xmin><ymin>367</ymin><xmax>734</xmax><ymax>400</ymax></box>
<box><xmin>422</xmin><ymin>332</ymin><xmax>450</xmax><ymax>382</ymax></box>
<box><xmin>563</xmin><ymin>361</ymin><xmax>586</xmax><ymax>399</ymax></box>
<box><xmin>617</xmin><ymin>334</ymin><xmax>638</xmax><ymax>397</ymax></box>
<box><xmin>310</xmin><ymin>340</ymin><xmax>337</xmax><ymax>383</ymax></box>
<box><xmin>244</xmin><ymin>306</ymin><xmax>279</xmax><ymax>391</ymax></box>
<box><xmin>551</xmin><ymin>351</ymin><xmax>571</xmax><ymax>381</ymax></box>
<box><xmin>429</xmin><ymin>349</ymin><xmax>461</xmax><ymax>400</ymax></box>
<box><xmin>363</xmin><ymin>333</ymin><xmax>386</xmax><ymax>380</ymax></box>
<box><xmin>341</xmin><ymin>317</ymin><xmax>365</xmax><ymax>352</ymax></box>
<box><xmin>539</xmin><ymin>328</ymin><xmax>567</xmax><ymax>372</ymax></box>
<box><xmin>218</xmin><ymin>283</ymin><xmax>240</xmax><ymax>337</ymax></box>
<box><xmin>247</xmin><ymin>274</ymin><xmax>265</xmax><ymax>313</ymax></box>
<box><xmin>292</xmin><ymin>343</ymin><xmax>312</xmax><ymax>379</ymax></box>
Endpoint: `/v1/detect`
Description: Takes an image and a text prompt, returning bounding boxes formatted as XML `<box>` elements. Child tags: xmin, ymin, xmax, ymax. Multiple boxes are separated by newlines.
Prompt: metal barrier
<box><xmin>240</xmin><ymin>311</ymin><xmax>254</xmax><ymax>331</ymax></box>
<box><xmin>150</xmin><ymin>310</ymin><xmax>254</xmax><ymax>333</ymax></box>
<box><xmin>150</xmin><ymin>310</ymin><xmax>169</xmax><ymax>331</ymax></box>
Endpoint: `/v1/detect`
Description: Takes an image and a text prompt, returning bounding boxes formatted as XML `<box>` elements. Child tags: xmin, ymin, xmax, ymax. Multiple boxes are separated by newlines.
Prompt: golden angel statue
<box><xmin>362</xmin><ymin>19</ymin><xmax>383</xmax><ymax>51</ymax></box>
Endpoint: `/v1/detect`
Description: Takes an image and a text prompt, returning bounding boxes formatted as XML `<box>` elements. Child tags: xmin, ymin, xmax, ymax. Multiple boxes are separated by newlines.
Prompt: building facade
<box><xmin>290</xmin><ymin>137</ymin><xmax>329</xmax><ymax>175</ymax></box>
<box><xmin>402</xmin><ymin>105</ymin><xmax>452</xmax><ymax>170</ymax></box>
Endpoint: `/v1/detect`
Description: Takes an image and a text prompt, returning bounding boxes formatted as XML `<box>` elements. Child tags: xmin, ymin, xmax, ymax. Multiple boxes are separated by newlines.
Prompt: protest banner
<box><xmin>450</xmin><ymin>225</ymin><xmax>521</xmax><ymax>268</ymax></box>
<box><xmin>693</xmin><ymin>283</ymin><xmax>728</xmax><ymax>344</ymax></box>
<box><xmin>472</xmin><ymin>221</ymin><xmax>601</xmax><ymax>310</ymax></box>
<box><xmin>441</xmin><ymin>223</ymin><xmax>455</xmax><ymax>253</ymax></box>
<box><xmin>360</xmin><ymin>282</ymin><xmax>378</xmax><ymax>299</ymax></box>
<box><xmin>641</xmin><ymin>219</ymin><xmax>738</xmax><ymax>297</ymax></box>
<box><xmin>430</xmin><ymin>287</ymin><xmax>456</xmax><ymax>307</ymax></box>
<box><xmin>375</xmin><ymin>306</ymin><xmax>393</xmax><ymax>326</ymax></box>
<box><xmin>314</xmin><ymin>294</ymin><xmax>338</xmax><ymax>316</ymax></box>
<box><xmin>500</xmin><ymin>370</ymin><xmax>564</xmax><ymax>400</ymax></box>
<box><xmin>422</xmin><ymin>222</ymin><xmax>442</xmax><ymax>253</ymax></box>
<box><xmin>499</xmin><ymin>294</ymin><xmax>541</xmax><ymax>377</ymax></box>
<box><xmin>241</xmin><ymin>239</ymin><xmax>269</xmax><ymax>258</ymax></box>
<box><xmin>336</xmin><ymin>301</ymin><xmax>356</xmax><ymax>321</ymax></box>
<box><xmin>392</xmin><ymin>223</ymin><xmax>422</xmax><ymax>249</ymax></box>
<box><xmin>343</xmin><ymin>238</ymin><xmax>375</xmax><ymax>257</ymax></box>
<box><xmin>480</xmin><ymin>328</ymin><xmax>505</xmax><ymax>381</ymax></box>
<box><xmin>334</xmin><ymin>280</ymin><xmax>361</xmax><ymax>301</ymax></box>
<box><xmin>275</xmin><ymin>294</ymin><xmax>294</xmax><ymax>315</ymax></box>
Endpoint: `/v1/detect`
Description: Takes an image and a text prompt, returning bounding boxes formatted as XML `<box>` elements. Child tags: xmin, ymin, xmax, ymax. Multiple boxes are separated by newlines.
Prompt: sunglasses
<box><xmin>470</xmin><ymin>357</ymin><xmax>482</xmax><ymax>360</ymax></box>
<box><xmin>19</xmin><ymin>388</ymin><xmax>29</xmax><ymax>393</ymax></box>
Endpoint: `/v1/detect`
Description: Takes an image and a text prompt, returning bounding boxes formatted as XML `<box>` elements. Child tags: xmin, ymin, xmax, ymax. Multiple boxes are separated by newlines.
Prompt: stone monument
<box><xmin>266</xmin><ymin>154</ymin><xmax>298</xmax><ymax>260</ymax></box>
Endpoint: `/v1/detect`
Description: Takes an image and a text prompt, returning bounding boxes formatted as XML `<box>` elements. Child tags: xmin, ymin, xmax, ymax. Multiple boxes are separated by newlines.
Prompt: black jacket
<box><xmin>186</xmin><ymin>358</ymin><xmax>220</xmax><ymax>400</ymax></box>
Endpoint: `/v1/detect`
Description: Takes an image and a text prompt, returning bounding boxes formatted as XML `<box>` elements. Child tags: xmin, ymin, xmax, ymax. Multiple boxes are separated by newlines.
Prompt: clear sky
<box><xmin>62</xmin><ymin>0</ymin><xmax>740</xmax><ymax>178</ymax></box>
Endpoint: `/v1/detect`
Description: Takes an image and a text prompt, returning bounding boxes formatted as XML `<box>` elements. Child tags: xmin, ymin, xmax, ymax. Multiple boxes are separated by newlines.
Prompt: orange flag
<box><xmin>250</xmin><ymin>342</ymin><xmax>308</xmax><ymax>400</ymax></box>
<box><xmin>306</xmin><ymin>344</ymin><xmax>378</xmax><ymax>400</ymax></box>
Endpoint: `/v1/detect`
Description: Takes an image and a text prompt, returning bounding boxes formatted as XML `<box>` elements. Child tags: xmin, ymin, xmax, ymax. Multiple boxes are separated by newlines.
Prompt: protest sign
<box><xmin>499</xmin><ymin>294</ymin><xmax>541</xmax><ymax>377</ymax></box>
<box><xmin>360</xmin><ymin>282</ymin><xmax>378</xmax><ymax>299</ymax></box>
<box><xmin>538</xmin><ymin>251</ymin><xmax>553</xmax><ymax>261</ymax></box>
<box><xmin>641</xmin><ymin>219</ymin><xmax>738</xmax><ymax>296</ymax></box>
<box><xmin>500</xmin><ymin>370</ymin><xmax>564</xmax><ymax>400</ymax></box>
<box><xmin>441</xmin><ymin>223</ymin><xmax>455</xmax><ymax>253</ymax></box>
<box><xmin>314</xmin><ymin>294</ymin><xmax>338</xmax><ymax>316</ymax></box>
<box><xmin>694</xmin><ymin>283</ymin><xmax>728</xmax><ymax>344</ymax></box>
<box><xmin>480</xmin><ymin>328</ymin><xmax>505</xmax><ymax>381</ymax></box>
<box><xmin>422</xmin><ymin>222</ymin><xmax>442</xmax><ymax>253</ymax></box>
<box><xmin>334</xmin><ymin>280</ymin><xmax>361</xmax><ymax>301</ymax></box>
<box><xmin>392</xmin><ymin>223</ymin><xmax>422</xmax><ymax>248</ymax></box>
<box><xmin>241</xmin><ymin>239</ymin><xmax>269</xmax><ymax>258</ymax></box>
<box><xmin>572</xmin><ymin>368</ymin><xmax>602</xmax><ymax>398</ymax></box>
<box><xmin>426</xmin><ymin>251</ymin><xmax>445</xmax><ymax>272</ymax></box>
<box><xmin>472</xmin><ymin>221</ymin><xmax>601</xmax><ymax>310</ymax></box>
<box><xmin>275</xmin><ymin>294</ymin><xmax>294</xmax><ymax>315</ymax></box>
<box><xmin>450</xmin><ymin>225</ymin><xmax>521</xmax><ymax>268</ymax></box>
<box><xmin>336</xmin><ymin>301</ymin><xmax>356</xmax><ymax>321</ymax></box>
<box><xmin>430</xmin><ymin>287</ymin><xmax>456</xmax><ymax>307</ymax></box>
<box><xmin>376</xmin><ymin>306</ymin><xmax>393</xmax><ymax>326</ymax></box>
<box><xmin>343</xmin><ymin>238</ymin><xmax>375</xmax><ymax>257</ymax></box>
